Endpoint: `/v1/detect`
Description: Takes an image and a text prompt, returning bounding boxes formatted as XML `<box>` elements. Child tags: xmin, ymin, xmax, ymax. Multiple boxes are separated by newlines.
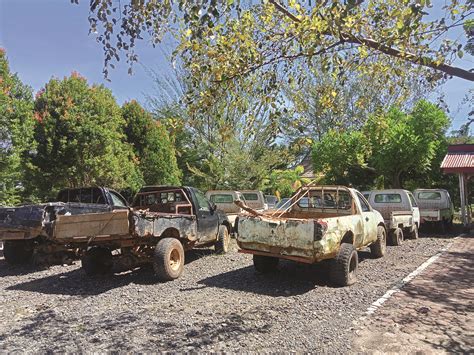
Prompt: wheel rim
<box><xmin>169</xmin><ymin>248</ymin><xmax>181</xmax><ymax>271</ymax></box>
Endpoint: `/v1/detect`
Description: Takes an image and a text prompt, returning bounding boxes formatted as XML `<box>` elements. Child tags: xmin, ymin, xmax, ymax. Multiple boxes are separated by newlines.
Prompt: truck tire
<box><xmin>3</xmin><ymin>240</ymin><xmax>34</xmax><ymax>265</ymax></box>
<box><xmin>409</xmin><ymin>224</ymin><xmax>419</xmax><ymax>239</ymax></box>
<box><xmin>253</xmin><ymin>254</ymin><xmax>279</xmax><ymax>273</ymax></box>
<box><xmin>81</xmin><ymin>247</ymin><xmax>113</xmax><ymax>276</ymax></box>
<box><xmin>153</xmin><ymin>238</ymin><xmax>185</xmax><ymax>281</ymax></box>
<box><xmin>215</xmin><ymin>225</ymin><xmax>230</xmax><ymax>254</ymax></box>
<box><xmin>330</xmin><ymin>243</ymin><xmax>358</xmax><ymax>287</ymax></box>
<box><xmin>370</xmin><ymin>226</ymin><xmax>386</xmax><ymax>258</ymax></box>
<box><xmin>390</xmin><ymin>228</ymin><xmax>404</xmax><ymax>246</ymax></box>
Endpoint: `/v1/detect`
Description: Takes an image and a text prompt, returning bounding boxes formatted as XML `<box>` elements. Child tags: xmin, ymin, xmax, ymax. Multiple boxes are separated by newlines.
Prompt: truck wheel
<box><xmin>409</xmin><ymin>224</ymin><xmax>419</xmax><ymax>239</ymax></box>
<box><xmin>253</xmin><ymin>254</ymin><xmax>279</xmax><ymax>273</ymax></box>
<box><xmin>370</xmin><ymin>226</ymin><xmax>386</xmax><ymax>258</ymax></box>
<box><xmin>153</xmin><ymin>238</ymin><xmax>185</xmax><ymax>281</ymax></box>
<box><xmin>3</xmin><ymin>240</ymin><xmax>34</xmax><ymax>265</ymax></box>
<box><xmin>215</xmin><ymin>225</ymin><xmax>230</xmax><ymax>254</ymax></box>
<box><xmin>390</xmin><ymin>228</ymin><xmax>404</xmax><ymax>246</ymax></box>
<box><xmin>330</xmin><ymin>243</ymin><xmax>358</xmax><ymax>287</ymax></box>
<box><xmin>81</xmin><ymin>247</ymin><xmax>113</xmax><ymax>276</ymax></box>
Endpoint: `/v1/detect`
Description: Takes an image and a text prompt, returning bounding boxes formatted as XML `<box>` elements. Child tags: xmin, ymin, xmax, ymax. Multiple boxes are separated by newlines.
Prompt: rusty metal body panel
<box><xmin>0</xmin><ymin>202</ymin><xmax>112</xmax><ymax>241</ymax></box>
<box><xmin>237</xmin><ymin>186</ymin><xmax>384</xmax><ymax>263</ymax></box>
<box><xmin>50</xmin><ymin>210</ymin><xmax>199</xmax><ymax>247</ymax></box>
<box><xmin>132</xmin><ymin>212</ymin><xmax>198</xmax><ymax>242</ymax></box>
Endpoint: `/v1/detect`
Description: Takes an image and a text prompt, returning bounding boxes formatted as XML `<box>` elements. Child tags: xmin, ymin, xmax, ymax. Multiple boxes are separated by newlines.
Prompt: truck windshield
<box><xmin>374</xmin><ymin>194</ymin><xmax>402</xmax><ymax>203</ymax></box>
<box><xmin>418</xmin><ymin>191</ymin><xmax>442</xmax><ymax>200</ymax></box>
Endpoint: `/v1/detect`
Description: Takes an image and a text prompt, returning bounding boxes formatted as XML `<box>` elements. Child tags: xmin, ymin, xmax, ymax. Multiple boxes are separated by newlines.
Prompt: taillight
<box><xmin>314</xmin><ymin>220</ymin><xmax>328</xmax><ymax>241</ymax></box>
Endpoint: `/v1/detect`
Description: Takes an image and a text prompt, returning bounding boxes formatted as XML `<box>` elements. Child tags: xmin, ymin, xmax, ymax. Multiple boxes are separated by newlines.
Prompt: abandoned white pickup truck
<box><xmin>363</xmin><ymin>189</ymin><xmax>420</xmax><ymax>245</ymax></box>
<box><xmin>237</xmin><ymin>185</ymin><xmax>387</xmax><ymax>286</ymax></box>
<box><xmin>414</xmin><ymin>189</ymin><xmax>454</xmax><ymax>230</ymax></box>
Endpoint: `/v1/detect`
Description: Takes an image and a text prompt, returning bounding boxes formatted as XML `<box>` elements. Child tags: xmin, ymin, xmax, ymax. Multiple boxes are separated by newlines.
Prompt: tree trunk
<box><xmin>392</xmin><ymin>171</ymin><xmax>402</xmax><ymax>189</ymax></box>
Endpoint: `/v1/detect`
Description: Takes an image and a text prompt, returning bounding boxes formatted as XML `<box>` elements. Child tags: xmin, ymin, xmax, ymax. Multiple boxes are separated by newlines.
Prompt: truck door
<box><xmin>193</xmin><ymin>189</ymin><xmax>219</xmax><ymax>243</ymax></box>
<box><xmin>407</xmin><ymin>192</ymin><xmax>420</xmax><ymax>226</ymax></box>
<box><xmin>356</xmin><ymin>192</ymin><xmax>378</xmax><ymax>246</ymax></box>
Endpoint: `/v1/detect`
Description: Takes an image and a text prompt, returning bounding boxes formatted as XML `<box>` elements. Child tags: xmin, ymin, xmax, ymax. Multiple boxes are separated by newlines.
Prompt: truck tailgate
<box><xmin>53</xmin><ymin>210</ymin><xmax>130</xmax><ymax>242</ymax></box>
<box><xmin>238</xmin><ymin>216</ymin><xmax>316</xmax><ymax>260</ymax></box>
<box><xmin>420</xmin><ymin>210</ymin><xmax>440</xmax><ymax>220</ymax></box>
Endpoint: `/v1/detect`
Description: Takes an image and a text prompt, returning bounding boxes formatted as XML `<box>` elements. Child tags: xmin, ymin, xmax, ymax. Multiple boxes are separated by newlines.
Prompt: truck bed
<box><xmin>237</xmin><ymin>212</ymin><xmax>364</xmax><ymax>263</ymax></box>
<box><xmin>53</xmin><ymin>210</ymin><xmax>198</xmax><ymax>245</ymax></box>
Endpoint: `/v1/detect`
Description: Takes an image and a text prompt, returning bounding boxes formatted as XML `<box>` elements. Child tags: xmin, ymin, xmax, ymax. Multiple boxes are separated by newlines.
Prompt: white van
<box><xmin>414</xmin><ymin>189</ymin><xmax>454</xmax><ymax>229</ymax></box>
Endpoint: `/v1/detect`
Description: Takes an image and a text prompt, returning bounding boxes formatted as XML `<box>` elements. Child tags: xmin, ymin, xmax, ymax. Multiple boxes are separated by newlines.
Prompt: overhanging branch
<box><xmin>268</xmin><ymin>0</ymin><xmax>474</xmax><ymax>81</ymax></box>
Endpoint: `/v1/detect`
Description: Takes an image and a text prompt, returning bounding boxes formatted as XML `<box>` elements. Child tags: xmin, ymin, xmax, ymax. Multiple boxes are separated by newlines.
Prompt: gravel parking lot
<box><xmin>0</xmin><ymin>234</ymin><xmax>454</xmax><ymax>352</ymax></box>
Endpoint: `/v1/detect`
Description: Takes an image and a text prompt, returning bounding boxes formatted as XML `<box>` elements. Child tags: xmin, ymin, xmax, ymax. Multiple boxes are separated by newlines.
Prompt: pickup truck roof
<box><xmin>414</xmin><ymin>188</ymin><xmax>452</xmax><ymax>210</ymax></box>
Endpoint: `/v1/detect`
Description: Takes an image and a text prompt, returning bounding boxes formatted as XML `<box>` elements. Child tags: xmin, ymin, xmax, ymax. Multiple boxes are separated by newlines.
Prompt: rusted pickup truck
<box><xmin>237</xmin><ymin>185</ymin><xmax>387</xmax><ymax>286</ymax></box>
<box><xmin>1</xmin><ymin>186</ymin><xmax>231</xmax><ymax>281</ymax></box>
<box><xmin>0</xmin><ymin>187</ymin><xmax>129</xmax><ymax>265</ymax></box>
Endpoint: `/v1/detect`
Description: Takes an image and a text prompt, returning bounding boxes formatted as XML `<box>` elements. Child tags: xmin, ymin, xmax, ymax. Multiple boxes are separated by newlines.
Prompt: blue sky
<box><xmin>0</xmin><ymin>0</ymin><xmax>472</xmax><ymax>130</ymax></box>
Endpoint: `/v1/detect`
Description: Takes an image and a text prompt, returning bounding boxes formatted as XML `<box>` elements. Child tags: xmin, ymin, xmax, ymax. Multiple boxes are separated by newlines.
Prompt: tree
<box><xmin>312</xmin><ymin>100</ymin><xmax>450</xmax><ymax>189</ymax></box>
<box><xmin>148</xmin><ymin>64</ymin><xmax>292</xmax><ymax>191</ymax></box>
<box><xmin>283</xmin><ymin>64</ymin><xmax>434</xmax><ymax>159</ymax></box>
<box><xmin>312</xmin><ymin>129</ymin><xmax>374</xmax><ymax>188</ymax></box>
<box><xmin>79</xmin><ymin>1</ymin><xmax>473</xmax><ymax>117</ymax></box>
<box><xmin>27</xmin><ymin>73</ymin><xmax>142</xmax><ymax>199</ymax></box>
<box><xmin>262</xmin><ymin>165</ymin><xmax>311</xmax><ymax>198</ymax></box>
<box><xmin>0</xmin><ymin>49</ymin><xmax>35</xmax><ymax>205</ymax></box>
<box><xmin>366</xmin><ymin>100</ymin><xmax>450</xmax><ymax>188</ymax></box>
<box><xmin>122</xmin><ymin>100</ymin><xmax>181</xmax><ymax>185</ymax></box>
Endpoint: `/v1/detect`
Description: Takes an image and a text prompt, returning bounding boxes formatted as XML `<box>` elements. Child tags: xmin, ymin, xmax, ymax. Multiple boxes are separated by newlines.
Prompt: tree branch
<box><xmin>268</xmin><ymin>0</ymin><xmax>474</xmax><ymax>81</ymax></box>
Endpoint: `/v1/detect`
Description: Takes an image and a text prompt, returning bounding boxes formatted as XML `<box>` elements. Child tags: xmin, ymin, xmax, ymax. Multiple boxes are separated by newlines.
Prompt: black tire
<box><xmin>253</xmin><ymin>254</ymin><xmax>279</xmax><ymax>273</ymax></box>
<box><xmin>153</xmin><ymin>238</ymin><xmax>185</xmax><ymax>281</ymax></box>
<box><xmin>3</xmin><ymin>240</ymin><xmax>34</xmax><ymax>265</ymax></box>
<box><xmin>81</xmin><ymin>247</ymin><xmax>113</xmax><ymax>276</ymax></box>
<box><xmin>439</xmin><ymin>220</ymin><xmax>446</xmax><ymax>234</ymax></box>
<box><xmin>409</xmin><ymin>224</ymin><xmax>419</xmax><ymax>240</ymax></box>
<box><xmin>330</xmin><ymin>243</ymin><xmax>358</xmax><ymax>287</ymax></box>
<box><xmin>370</xmin><ymin>226</ymin><xmax>386</xmax><ymax>258</ymax></box>
<box><xmin>390</xmin><ymin>228</ymin><xmax>404</xmax><ymax>246</ymax></box>
<box><xmin>215</xmin><ymin>225</ymin><xmax>230</xmax><ymax>254</ymax></box>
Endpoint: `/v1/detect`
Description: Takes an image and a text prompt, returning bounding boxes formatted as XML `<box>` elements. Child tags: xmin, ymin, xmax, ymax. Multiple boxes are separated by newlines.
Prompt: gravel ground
<box><xmin>0</xmin><ymin>233</ymin><xmax>455</xmax><ymax>352</ymax></box>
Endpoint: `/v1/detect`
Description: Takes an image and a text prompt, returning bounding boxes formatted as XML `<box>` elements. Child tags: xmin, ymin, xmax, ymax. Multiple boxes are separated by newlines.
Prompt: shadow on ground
<box><xmin>0</xmin><ymin>259</ymin><xmax>48</xmax><ymax>277</ymax></box>
<box><xmin>5</xmin><ymin>248</ymin><xmax>217</xmax><ymax>296</ymax></box>
<box><xmin>386</xmin><ymin>242</ymin><xmax>473</xmax><ymax>353</ymax></box>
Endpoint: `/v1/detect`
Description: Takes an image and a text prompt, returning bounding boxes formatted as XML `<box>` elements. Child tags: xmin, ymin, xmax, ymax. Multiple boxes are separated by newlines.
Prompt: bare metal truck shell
<box><xmin>237</xmin><ymin>186</ymin><xmax>387</xmax><ymax>286</ymax></box>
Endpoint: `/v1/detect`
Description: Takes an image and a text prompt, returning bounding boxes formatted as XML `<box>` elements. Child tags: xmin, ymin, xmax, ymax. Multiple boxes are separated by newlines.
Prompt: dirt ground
<box><xmin>0</xmin><ymin>233</ymin><xmax>468</xmax><ymax>352</ymax></box>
